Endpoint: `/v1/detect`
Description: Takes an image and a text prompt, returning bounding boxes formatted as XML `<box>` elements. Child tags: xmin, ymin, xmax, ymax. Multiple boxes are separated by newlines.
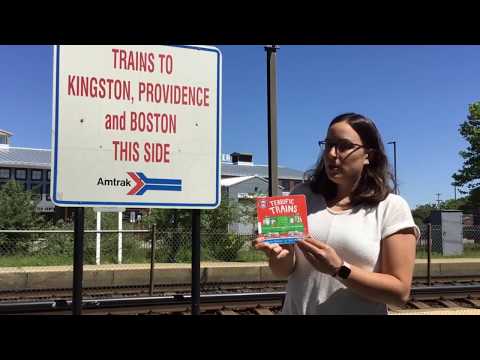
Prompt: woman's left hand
<box><xmin>297</xmin><ymin>235</ymin><xmax>343</xmax><ymax>276</ymax></box>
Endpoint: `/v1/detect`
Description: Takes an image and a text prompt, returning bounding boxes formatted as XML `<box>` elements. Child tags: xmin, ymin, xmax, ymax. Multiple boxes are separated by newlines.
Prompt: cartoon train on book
<box><xmin>260</xmin><ymin>215</ymin><xmax>304</xmax><ymax>237</ymax></box>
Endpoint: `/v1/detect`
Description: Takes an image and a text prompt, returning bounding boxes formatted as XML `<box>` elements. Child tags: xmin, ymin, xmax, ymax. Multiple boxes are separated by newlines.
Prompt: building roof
<box><xmin>221</xmin><ymin>163</ymin><xmax>304</xmax><ymax>180</ymax></box>
<box><xmin>0</xmin><ymin>147</ymin><xmax>51</xmax><ymax>168</ymax></box>
<box><xmin>221</xmin><ymin>175</ymin><xmax>263</xmax><ymax>187</ymax></box>
<box><xmin>0</xmin><ymin>129</ymin><xmax>13</xmax><ymax>136</ymax></box>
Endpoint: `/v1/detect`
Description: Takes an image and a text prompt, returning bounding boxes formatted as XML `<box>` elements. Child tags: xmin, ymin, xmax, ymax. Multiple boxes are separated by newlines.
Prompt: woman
<box><xmin>254</xmin><ymin>113</ymin><xmax>419</xmax><ymax>315</ymax></box>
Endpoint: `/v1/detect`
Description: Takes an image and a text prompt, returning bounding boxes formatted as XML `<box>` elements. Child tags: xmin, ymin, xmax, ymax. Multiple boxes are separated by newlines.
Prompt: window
<box><xmin>15</xmin><ymin>169</ymin><xmax>27</xmax><ymax>180</ymax></box>
<box><xmin>0</xmin><ymin>135</ymin><xmax>7</xmax><ymax>145</ymax></box>
<box><xmin>31</xmin><ymin>169</ymin><xmax>42</xmax><ymax>181</ymax></box>
<box><xmin>0</xmin><ymin>168</ymin><xmax>10</xmax><ymax>179</ymax></box>
<box><xmin>31</xmin><ymin>183</ymin><xmax>43</xmax><ymax>194</ymax></box>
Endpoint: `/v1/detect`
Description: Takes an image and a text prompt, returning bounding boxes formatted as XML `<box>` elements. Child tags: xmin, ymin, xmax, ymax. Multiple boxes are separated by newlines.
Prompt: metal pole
<box><xmin>388</xmin><ymin>141</ymin><xmax>397</xmax><ymax>194</ymax></box>
<box><xmin>265</xmin><ymin>45</ymin><xmax>279</xmax><ymax>197</ymax></box>
<box><xmin>118</xmin><ymin>211</ymin><xmax>122</xmax><ymax>264</ymax></box>
<box><xmin>436</xmin><ymin>193</ymin><xmax>442</xmax><ymax>209</ymax></box>
<box><xmin>427</xmin><ymin>223</ymin><xmax>432</xmax><ymax>286</ymax></box>
<box><xmin>73</xmin><ymin>207</ymin><xmax>84</xmax><ymax>315</ymax></box>
<box><xmin>96</xmin><ymin>211</ymin><xmax>101</xmax><ymax>265</ymax></box>
<box><xmin>149</xmin><ymin>224</ymin><xmax>157</xmax><ymax>296</ymax></box>
<box><xmin>191</xmin><ymin>209</ymin><xmax>201</xmax><ymax>315</ymax></box>
<box><xmin>454</xmin><ymin>185</ymin><xmax>457</xmax><ymax>201</ymax></box>
<box><xmin>393</xmin><ymin>141</ymin><xmax>397</xmax><ymax>194</ymax></box>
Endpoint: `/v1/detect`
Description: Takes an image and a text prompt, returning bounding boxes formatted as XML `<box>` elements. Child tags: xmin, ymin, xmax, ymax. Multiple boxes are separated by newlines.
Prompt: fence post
<box><xmin>427</xmin><ymin>223</ymin><xmax>432</xmax><ymax>286</ymax></box>
<box><xmin>96</xmin><ymin>211</ymin><xmax>101</xmax><ymax>265</ymax></box>
<box><xmin>118</xmin><ymin>211</ymin><xmax>123</xmax><ymax>264</ymax></box>
<box><xmin>149</xmin><ymin>224</ymin><xmax>157</xmax><ymax>296</ymax></box>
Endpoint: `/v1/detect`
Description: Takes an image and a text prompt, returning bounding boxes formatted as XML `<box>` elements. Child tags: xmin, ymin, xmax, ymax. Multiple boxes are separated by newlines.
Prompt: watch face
<box><xmin>338</xmin><ymin>265</ymin><xmax>351</xmax><ymax>279</ymax></box>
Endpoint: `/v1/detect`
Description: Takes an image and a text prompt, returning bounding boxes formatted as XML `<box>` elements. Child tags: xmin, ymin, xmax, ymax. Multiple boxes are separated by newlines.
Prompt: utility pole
<box><xmin>265</xmin><ymin>45</ymin><xmax>279</xmax><ymax>197</ymax></box>
<box><xmin>436</xmin><ymin>193</ymin><xmax>442</xmax><ymax>209</ymax></box>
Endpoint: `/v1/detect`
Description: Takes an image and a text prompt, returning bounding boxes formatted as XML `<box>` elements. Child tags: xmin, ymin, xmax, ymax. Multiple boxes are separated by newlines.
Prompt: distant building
<box><xmin>220</xmin><ymin>153</ymin><xmax>304</xmax><ymax>234</ymax></box>
<box><xmin>0</xmin><ymin>130</ymin><xmax>54</xmax><ymax>214</ymax></box>
<box><xmin>221</xmin><ymin>152</ymin><xmax>304</xmax><ymax>193</ymax></box>
<box><xmin>0</xmin><ymin>129</ymin><xmax>305</xmax><ymax>221</ymax></box>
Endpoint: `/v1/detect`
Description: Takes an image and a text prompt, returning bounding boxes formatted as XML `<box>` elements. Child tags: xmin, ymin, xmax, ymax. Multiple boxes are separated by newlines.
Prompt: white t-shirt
<box><xmin>281</xmin><ymin>182</ymin><xmax>420</xmax><ymax>315</ymax></box>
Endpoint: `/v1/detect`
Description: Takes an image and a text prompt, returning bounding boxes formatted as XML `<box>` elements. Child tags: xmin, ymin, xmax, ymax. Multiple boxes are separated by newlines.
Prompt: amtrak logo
<box><xmin>127</xmin><ymin>172</ymin><xmax>182</xmax><ymax>195</ymax></box>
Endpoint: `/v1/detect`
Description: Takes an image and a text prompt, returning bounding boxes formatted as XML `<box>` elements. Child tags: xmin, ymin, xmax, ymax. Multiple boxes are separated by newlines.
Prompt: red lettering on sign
<box><xmin>112</xmin><ymin>140</ymin><xmax>139</xmax><ymax>162</ymax></box>
<box><xmin>144</xmin><ymin>143</ymin><xmax>171</xmax><ymax>163</ymax></box>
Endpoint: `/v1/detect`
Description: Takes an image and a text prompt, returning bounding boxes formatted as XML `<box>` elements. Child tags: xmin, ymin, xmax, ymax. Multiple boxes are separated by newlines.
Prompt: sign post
<box><xmin>52</xmin><ymin>45</ymin><xmax>222</xmax><ymax>315</ymax></box>
<box><xmin>73</xmin><ymin>207</ymin><xmax>84</xmax><ymax>315</ymax></box>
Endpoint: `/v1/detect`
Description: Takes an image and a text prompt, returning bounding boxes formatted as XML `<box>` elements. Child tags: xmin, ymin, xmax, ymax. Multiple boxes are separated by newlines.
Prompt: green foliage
<box><xmin>204</xmin><ymin>233</ymin><xmax>246</xmax><ymax>261</ymax></box>
<box><xmin>144</xmin><ymin>209</ymin><xmax>191</xmax><ymax>262</ymax></box>
<box><xmin>144</xmin><ymin>193</ymin><xmax>253</xmax><ymax>262</ymax></box>
<box><xmin>0</xmin><ymin>180</ymin><xmax>43</xmax><ymax>254</ymax></box>
<box><xmin>452</xmin><ymin>101</ymin><xmax>480</xmax><ymax>194</ymax></box>
<box><xmin>202</xmin><ymin>194</ymin><xmax>249</xmax><ymax>261</ymax></box>
<box><xmin>412</xmin><ymin>203</ymin><xmax>437</xmax><ymax>226</ymax></box>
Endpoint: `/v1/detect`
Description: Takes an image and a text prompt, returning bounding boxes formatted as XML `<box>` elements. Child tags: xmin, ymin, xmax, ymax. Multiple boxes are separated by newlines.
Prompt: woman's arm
<box><xmin>297</xmin><ymin>228</ymin><xmax>416</xmax><ymax>306</ymax></box>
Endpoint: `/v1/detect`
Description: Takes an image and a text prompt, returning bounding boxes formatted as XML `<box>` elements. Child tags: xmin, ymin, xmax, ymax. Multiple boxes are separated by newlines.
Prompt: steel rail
<box><xmin>2</xmin><ymin>284</ymin><xmax>480</xmax><ymax>315</ymax></box>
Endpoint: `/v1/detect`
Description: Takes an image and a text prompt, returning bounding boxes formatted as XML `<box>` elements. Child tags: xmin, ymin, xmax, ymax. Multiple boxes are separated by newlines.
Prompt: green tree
<box><xmin>441</xmin><ymin>197</ymin><xmax>469</xmax><ymax>211</ymax></box>
<box><xmin>201</xmin><ymin>193</ymin><xmax>246</xmax><ymax>261</ymax></box>
<box><xmin>452</xmin><ymin>101</ymin><xmax>480</xmax><ymax>196</ymax></box>
<box><xmin>143</xmin><ymin>193</ymin><xmax>252</xmax><ymax>262</ymax></box>
<box><xmin>412</xmin><ymin>203</ymin><xmax>437</xmax><ymax>227</ymax></box>
<box><xmin>0</xmin><ymin>180</ymin><xmax>42</xmax><ymax>254</ymax></box>
<box><xmin>144</xmin><ymin>208</ymin><xmax>192</xmax><ymax>262</ymax></box>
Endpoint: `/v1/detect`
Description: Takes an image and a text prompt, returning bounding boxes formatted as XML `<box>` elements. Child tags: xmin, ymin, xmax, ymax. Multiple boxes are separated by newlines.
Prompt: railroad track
<box><xmin>2</xmin><ymin>280</ymin><xmax>480</xmax><ymax>315</ymax></box>
<box><xmin>0</xmin><ymin>281</ymin><xmax>287</xmax><ymax>303</ymax></box>
<box><xmin>2</xmin><ymin>276</ymin><xmax>480</xmax><ymax>303</ymax></box>
<box><xmin>0</xmin><ymin>292</ymin><xmax>285</xmax><ymax>315</ymax></box>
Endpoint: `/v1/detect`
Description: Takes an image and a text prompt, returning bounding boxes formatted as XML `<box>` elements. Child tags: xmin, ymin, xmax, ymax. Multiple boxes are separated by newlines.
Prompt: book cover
<box><xmin>256</xmin><ymin>194</ymin><xmax>308</xmax><ymax>245</ymax></box>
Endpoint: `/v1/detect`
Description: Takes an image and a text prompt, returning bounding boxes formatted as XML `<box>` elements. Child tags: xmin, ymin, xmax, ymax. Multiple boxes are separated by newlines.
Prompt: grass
<box><xmin>0</xmin><ymin>255</ymin><xmax>73</xmax><ymax>267</ymax></box>
<box><xmin>0</xmin><ymin>247</ymin><xmax>268</xmax><ymax>267</ymax></box>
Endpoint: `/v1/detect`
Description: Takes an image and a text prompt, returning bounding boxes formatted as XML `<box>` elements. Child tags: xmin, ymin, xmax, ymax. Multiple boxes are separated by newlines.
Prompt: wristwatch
<box><xmin>333</xmin><ymin>260</ymin><xmax>351</xmax><ymax>279</ymax></box>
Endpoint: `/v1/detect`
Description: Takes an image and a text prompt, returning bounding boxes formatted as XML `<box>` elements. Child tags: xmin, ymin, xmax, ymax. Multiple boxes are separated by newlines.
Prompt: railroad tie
<box><xmin>437</xmin><ymin>299</ymin><xmax>460</xmax><ymax>308</ymax></box>
<box><xmin>409</xmin><ymin>301</ymin><xmax>432</xmax><ymax>309</ymax></box>
<box><xmin>464</xmin><ymin>298</ymin><xmax>480</xmax><ymax>308</ymax></box>
<box><xmin>218</xmin><ymin>309</ymin><xmax>239</xmax><ymax>315</ymax></box>
<box><xmin>387</xmin><ymin>305</ymin><xmax>404</xmax><ymax>312</ymax></box>
<box><xmin>254</xmin><ymin>307</ymin><xmax>275</xmax><ymax>315</ymax></box>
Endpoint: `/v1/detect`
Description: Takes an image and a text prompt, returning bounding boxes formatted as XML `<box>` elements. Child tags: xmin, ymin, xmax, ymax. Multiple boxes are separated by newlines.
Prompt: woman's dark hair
<box><xmin>307</xmin><ymin>113</ymin><xmax>394</xmax><ymax>206</ymax></box>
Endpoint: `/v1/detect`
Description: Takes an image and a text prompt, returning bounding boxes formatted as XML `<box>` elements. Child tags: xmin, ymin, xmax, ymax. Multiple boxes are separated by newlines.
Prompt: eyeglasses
<box><xmin>318</xmin><ymin>139</ymin><xmax>366</xmax><ymax>154</ymax></box>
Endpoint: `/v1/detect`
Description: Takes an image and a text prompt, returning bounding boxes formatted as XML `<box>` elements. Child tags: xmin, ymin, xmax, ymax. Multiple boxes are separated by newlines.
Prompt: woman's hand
<box><xmin>297</xmin><ymin>235</ymin><xmax>343</xmax><ymax>275</ymax></box>
<box><xmin>252</xmin><ymin>236</ymin><xmax>294</xmax><ymax>260</ymax></box>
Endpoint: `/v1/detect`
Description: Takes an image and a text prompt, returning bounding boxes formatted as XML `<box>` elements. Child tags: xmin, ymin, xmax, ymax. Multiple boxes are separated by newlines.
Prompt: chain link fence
<box><xmin>4</xmin><ymin>224</ymin><xmax>480</xmax><ymax>268</ymax></box>
<box><xmin>0</xmin><ymin>226</ymin><xmax>265</xmax><ymax>268</ymax></box>
<box><xmin>417</xmin><ymin>224</ymin><xmax>480</xmax><ymax>258</ymax></box>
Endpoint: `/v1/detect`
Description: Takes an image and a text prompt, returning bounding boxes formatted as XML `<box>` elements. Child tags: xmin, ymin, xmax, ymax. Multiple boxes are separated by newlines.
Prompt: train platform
<box><xmin>389</xmin><ymin>308</ymin><xmax>480</xmax><ymax>315</ymax></box>
<box><xmin>1</xmin><ymin>258</ymin><xmax>480</xmax><ymax>290</ymax></box>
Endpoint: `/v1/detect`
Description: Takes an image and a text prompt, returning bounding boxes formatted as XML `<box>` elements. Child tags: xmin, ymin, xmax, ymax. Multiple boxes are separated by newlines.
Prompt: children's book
<box><xmin>256</xmin><ymin>194</ymin><xmax>308</xmax><ymax>245</ymax></box>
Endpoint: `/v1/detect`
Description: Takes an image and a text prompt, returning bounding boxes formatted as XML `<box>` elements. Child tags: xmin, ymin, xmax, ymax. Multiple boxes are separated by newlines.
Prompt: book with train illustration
<box><xmin>256</xmin><ymin>194</ymin><xmax>308</xmax><ymax>245</ymax></box>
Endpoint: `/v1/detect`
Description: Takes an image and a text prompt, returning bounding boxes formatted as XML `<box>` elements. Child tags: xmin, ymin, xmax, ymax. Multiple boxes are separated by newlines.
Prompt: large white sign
<box><xmin>51</xmin><ymin>45</ymin><xmax>221</xmax><ymax>208</ymax></box>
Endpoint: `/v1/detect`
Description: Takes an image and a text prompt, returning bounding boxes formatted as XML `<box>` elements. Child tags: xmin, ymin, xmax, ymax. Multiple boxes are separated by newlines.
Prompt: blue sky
<box><xmin>1</xmin><ymin>45</ymin><xmax>479</xmax><ymax>209</ymax></box>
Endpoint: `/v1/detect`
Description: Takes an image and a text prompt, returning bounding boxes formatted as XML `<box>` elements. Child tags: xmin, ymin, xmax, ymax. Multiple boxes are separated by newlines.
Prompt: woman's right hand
<box><xmin>252</xmin><ymin>236</ymin><xmax>294</xmax><ymax>260</ymax></box>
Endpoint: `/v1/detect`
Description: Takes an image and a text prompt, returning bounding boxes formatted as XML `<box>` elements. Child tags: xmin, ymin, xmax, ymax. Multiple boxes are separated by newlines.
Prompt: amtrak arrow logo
<box><xmin>127</xmin><ymin>172</ymin><xmax>182</xmax><ymax>195</ymax></box>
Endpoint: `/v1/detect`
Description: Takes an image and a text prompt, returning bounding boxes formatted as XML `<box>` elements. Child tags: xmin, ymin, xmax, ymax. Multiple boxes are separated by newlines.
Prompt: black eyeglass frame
<box><xmin>318</xmin><ymin>139</ymin><xmax>367</xmax><ymax>154</ymax></box>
